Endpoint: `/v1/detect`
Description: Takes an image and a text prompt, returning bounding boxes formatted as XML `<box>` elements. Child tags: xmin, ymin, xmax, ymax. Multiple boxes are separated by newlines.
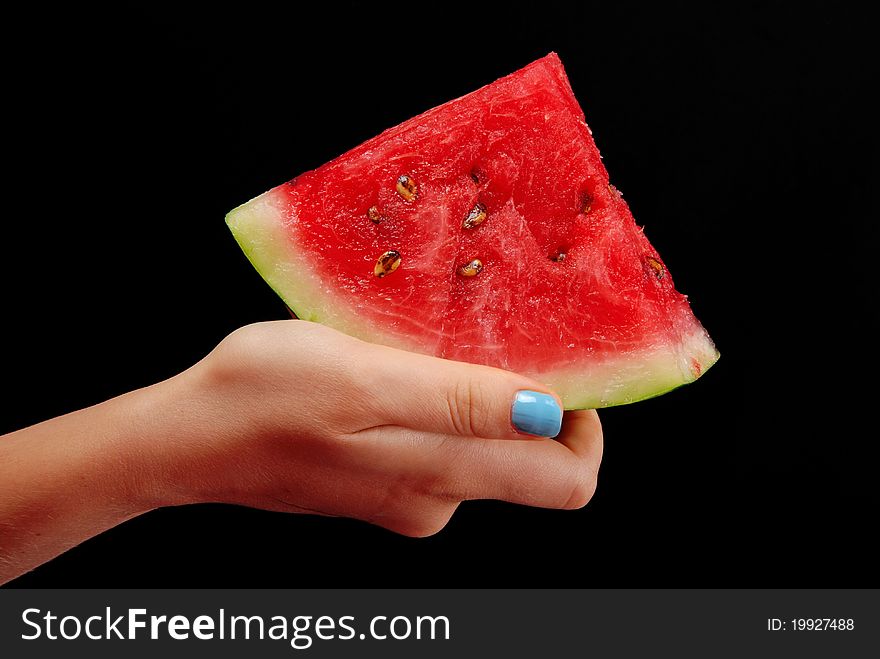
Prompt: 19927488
<box><xmin>767</xmin><ymin>618</ymin><xmax>854</xmax><ymax>631</ymax></box>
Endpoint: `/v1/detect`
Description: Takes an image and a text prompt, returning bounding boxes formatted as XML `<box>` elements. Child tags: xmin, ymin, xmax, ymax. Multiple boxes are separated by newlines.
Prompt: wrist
<box><xmin>119</xmin><ymin>357</ymin><xmax>262</xmax><ymax>510</ymax></box>
<box><xmin>111</xmin><ymin>368</ymin><xmax>219</xmax><ymax>511</ymax></box>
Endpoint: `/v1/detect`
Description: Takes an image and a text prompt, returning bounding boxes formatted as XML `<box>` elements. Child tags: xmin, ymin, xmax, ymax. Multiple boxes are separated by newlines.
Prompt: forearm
<box><xmin>0</xmin><ymin>377</ymin><xmax>189</xmax><ymax>584</ymax></box>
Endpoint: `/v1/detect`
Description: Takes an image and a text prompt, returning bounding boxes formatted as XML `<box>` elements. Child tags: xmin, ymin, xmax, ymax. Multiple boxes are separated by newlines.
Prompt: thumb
<box><xmin>358</xmin><ymin>344</ymin><xmax>564</xmax><ymax>440</ymax></box>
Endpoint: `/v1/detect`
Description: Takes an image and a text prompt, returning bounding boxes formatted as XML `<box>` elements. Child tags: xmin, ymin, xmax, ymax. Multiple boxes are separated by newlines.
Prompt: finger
<box><xmin>451</xmin><ymin>419</ymin><xmax>602</xmax><ymax>509</ymax></box>
<box><xmin>556</xmin><ymin>409</ymin><xmax>603</xmax><ymax>472</ymax></box>
<box><xmin>356</xmin><ymin>410</ymin><xmax>603</xmax><ymax>510</ymax></box>
<box><xmin>356</xmin><ymin>342</ymin><xmax>563</xmax><ymax>440</ymax></box>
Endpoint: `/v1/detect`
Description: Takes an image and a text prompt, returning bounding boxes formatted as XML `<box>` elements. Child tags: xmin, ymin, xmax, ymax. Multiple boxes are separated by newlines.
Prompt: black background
<box><xmin>3</xmin><ymin>2</ymin><xmax>876</xmax><ymax>586</ymax></box>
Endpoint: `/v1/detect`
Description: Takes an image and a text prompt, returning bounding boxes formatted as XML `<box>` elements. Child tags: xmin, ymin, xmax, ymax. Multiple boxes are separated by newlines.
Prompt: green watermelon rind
<box><xmin>546</xmin><ymin>331</ymin><xmax>719</xmax><ymax>410</ymax></box>
<box><xmin>226</xmin><ymin>187</ymin><xmax>719</xmax><ymax>411</ymax></box>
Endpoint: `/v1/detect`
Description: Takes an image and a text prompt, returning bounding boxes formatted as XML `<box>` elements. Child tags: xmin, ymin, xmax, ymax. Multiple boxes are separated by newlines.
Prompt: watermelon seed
<box><xmin>367</xmin><ymin>206</ymin><xmax>385</xmax><ymax>224</ymax></box>
<box><xmin>457</xmin><ymin>258</ymin><xmax>484</xmax><ymax>277</ymax></box>
<box><xmin>396</xmin><ymin>175</ymin><xmax>418</xmax><ymax>201</ymax></box>
<box><xmin>374</xmin><ymin>250</ymin><xmax>402</xmax><ymax>278</ymax></box>
<box><xmin>644</xmin><ymin>255</ymin><xmax>665</xmax><ymax>279</ymax></box>
<box><xmin>580</xmin><ymin>192</ymin><xmax>593</xmax><ymax>214</ymax></box>
<box><xmin>551</xmin><ymin>250</ymin><xmax>567</xmax><ymax>262</ymax></box>
<box><xmin>462</xmin><ymin>202</ymin><xmax>487</xmax><ymax>229</ymax></box>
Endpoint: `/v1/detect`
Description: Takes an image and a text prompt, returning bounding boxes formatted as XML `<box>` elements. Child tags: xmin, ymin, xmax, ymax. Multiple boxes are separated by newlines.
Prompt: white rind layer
<box><xmin>226</xmin><ymin>187</ymin><xmax>719</xmax><ymax>410</ymax></box>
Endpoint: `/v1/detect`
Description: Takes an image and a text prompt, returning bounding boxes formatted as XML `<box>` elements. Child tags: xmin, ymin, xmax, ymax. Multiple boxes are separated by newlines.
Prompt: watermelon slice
<box><xmin>226</xmin><ymin>53</ymin><xmax>718</xmax><ymax>409</ymax></box>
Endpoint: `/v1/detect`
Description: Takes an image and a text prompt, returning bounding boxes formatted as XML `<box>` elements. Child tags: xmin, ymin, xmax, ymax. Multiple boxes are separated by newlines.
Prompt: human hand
<box><xmin>155</xmin><ymin>320</ymin><xmax>603</xmax><ymax>536</ymax></box>
<box><xmin>0</xmin><ymin>320</ymin><xmax>603</xmax><ymax>583</ymax></box>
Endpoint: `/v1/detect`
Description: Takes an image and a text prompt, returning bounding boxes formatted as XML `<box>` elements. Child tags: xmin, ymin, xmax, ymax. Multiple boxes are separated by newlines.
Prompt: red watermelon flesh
<box><xmin>226</xmin><ymin>53</ymin><xmax>718</xmax><ymax>409</ymax></box>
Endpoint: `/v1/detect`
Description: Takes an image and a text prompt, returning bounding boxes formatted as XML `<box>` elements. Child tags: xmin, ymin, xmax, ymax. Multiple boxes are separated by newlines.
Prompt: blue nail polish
<box><xmin>511</xmin><ymin>390</ymin><xmax>562</xmax><ymax>438</ymax></box>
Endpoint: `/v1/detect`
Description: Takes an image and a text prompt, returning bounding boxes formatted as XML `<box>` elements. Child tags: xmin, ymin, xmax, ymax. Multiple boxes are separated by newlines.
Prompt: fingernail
<box><xmin>511</xmin><ymin>390</ymin><xmax>563</xmax><ymax>438</ymax></box>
